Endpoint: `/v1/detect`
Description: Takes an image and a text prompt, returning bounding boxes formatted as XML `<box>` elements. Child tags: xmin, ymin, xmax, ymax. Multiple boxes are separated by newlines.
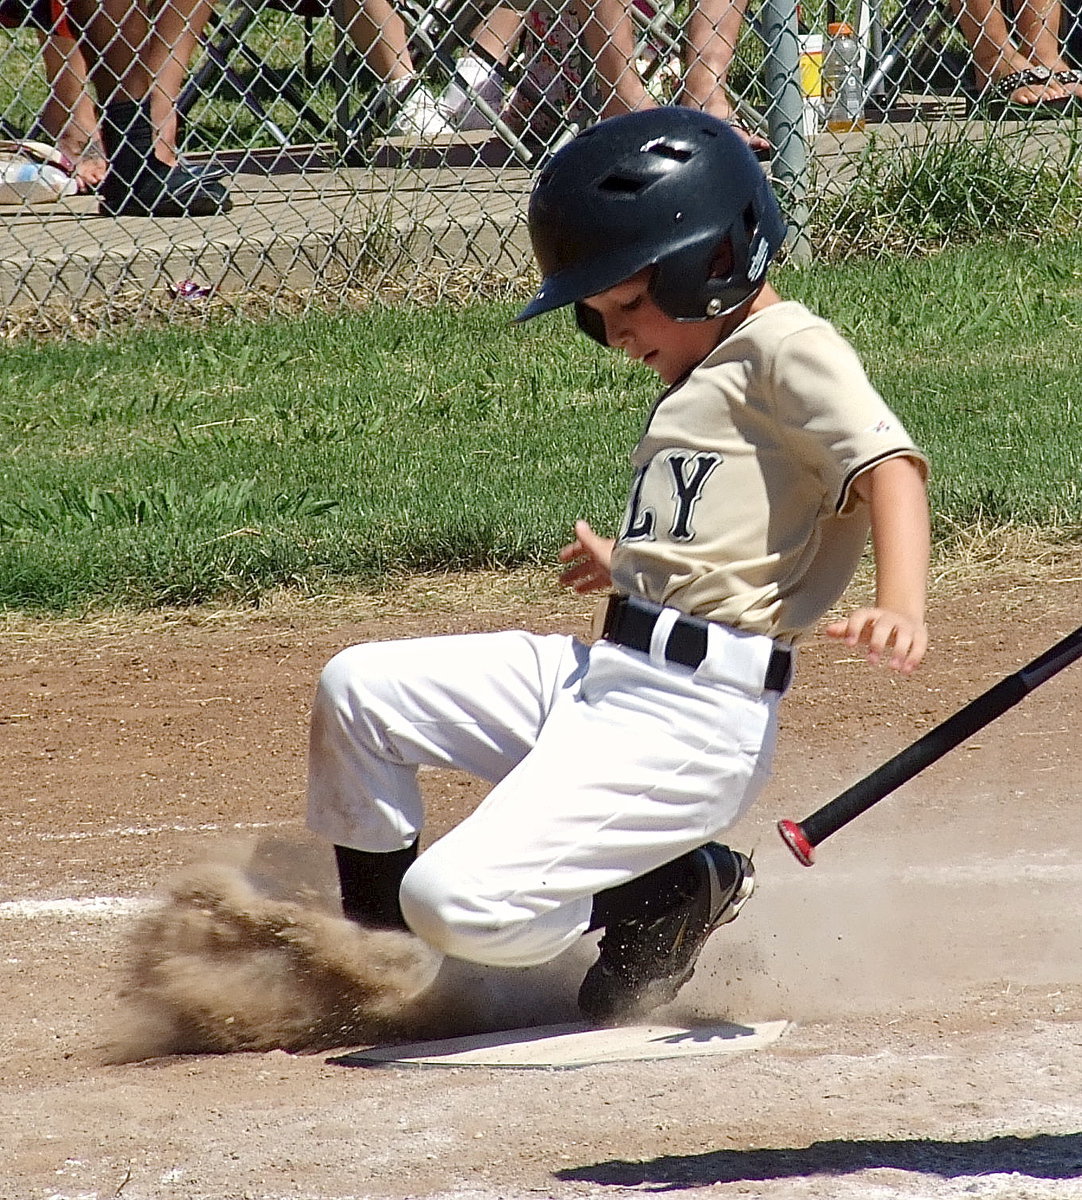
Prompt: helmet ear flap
<box><xmin>649</xmin><ymin>242</ymin><xmax>722</xmax><ymax>320</ymax></box>
<box><xmin>651</xmin><ymin>190</ymin><xmax>785</xmax><ymax>321</ymax></box>
<box><xmin>575</xmin><ymin>302</ymin><xmax>609</xmax><ymax>346</ymax></box>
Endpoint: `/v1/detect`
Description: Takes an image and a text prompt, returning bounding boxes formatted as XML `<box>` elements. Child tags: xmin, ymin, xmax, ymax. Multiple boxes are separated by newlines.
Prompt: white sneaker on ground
<box><xmin>440</xmin><ymin>55</ymin><xmax>511</xmax><ymax>131</ymax></box>
<box><xmin>383</xmin><ymin>80</ymin><xmax>455</xmax><ymax>138</ymax></box>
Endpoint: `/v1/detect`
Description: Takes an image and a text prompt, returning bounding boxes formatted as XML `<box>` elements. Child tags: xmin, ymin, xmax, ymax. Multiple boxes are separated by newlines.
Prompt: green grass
<box><xmin>0</xmin><ymin>238</ymin><xmax>1079</xmax><ymax>613</ymax></box>
<box><xmin>786</xmin><ymin>242</ymin><xmax>1082</xmax><ymax>532</ymax></box>
<box><xmin>813</xmin><ymin>123</ymin><xmax>1082</xmax><ymax>257</ymax></box>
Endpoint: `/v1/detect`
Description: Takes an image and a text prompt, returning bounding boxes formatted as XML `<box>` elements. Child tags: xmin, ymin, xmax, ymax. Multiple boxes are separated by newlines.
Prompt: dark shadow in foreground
<box><xmin>556</xmin><ymin>1132</ymin><xmax>1082</xmax><ymax>1188</ymax></box>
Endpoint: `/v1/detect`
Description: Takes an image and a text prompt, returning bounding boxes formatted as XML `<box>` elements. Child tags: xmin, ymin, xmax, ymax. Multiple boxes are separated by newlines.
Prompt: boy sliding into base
<box><xmin>307</xmin><ymin>108</ymin><xmax>930</xmax><ymax>1023</ymax></box>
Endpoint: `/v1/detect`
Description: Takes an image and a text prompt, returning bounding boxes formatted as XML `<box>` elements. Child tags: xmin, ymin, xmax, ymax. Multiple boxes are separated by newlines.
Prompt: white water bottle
<box><xmin>822</xmin><ymin>21</ymin><xmax>865</xmax><ymax>132</ymax></box>
<box><xmin>0</xmin><ymin>160</ymin><xmax>77</xmax><ymax>203</ymax></box>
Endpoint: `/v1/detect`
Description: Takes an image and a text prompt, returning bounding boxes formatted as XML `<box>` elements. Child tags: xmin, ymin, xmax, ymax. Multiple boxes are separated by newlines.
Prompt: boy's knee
<box><xmin>399</xmin><ymin>854</ymin><xmax>512</xmax><ymax>962</ymax></box>
<box><xmin>316</xmin><ymin>644</ymin><xmax>369</xmax><ymax>704</ymax></box>
<box><xmin>314</xmin><ymin>643</ymin><xmax>395</xmax><ymax>721</ymax></box>
<box><xmin>399</xmin><ymin>851</ymin><xmax>582</xmax><ymax>968</ymax></box>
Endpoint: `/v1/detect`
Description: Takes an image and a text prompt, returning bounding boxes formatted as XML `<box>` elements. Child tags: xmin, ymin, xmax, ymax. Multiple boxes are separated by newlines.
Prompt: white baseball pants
<box><xmin>307</xmin><ymin>624</ymin><xmax>784</xmax><ymax>967</ymax></box>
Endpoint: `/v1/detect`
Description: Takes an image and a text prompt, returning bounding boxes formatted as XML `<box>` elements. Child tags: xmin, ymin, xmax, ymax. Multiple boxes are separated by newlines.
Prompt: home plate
<box><xmin>333</xmin><ymin>1019</ymin><xmax>789</xmax><ymax>1070</ymax></box>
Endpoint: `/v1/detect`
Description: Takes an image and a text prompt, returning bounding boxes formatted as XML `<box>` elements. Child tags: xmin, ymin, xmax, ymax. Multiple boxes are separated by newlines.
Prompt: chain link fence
<box><xmin>2</xmin><ymin>0</ymin><xmax>1081</xmax><ymax>333</ymax></box>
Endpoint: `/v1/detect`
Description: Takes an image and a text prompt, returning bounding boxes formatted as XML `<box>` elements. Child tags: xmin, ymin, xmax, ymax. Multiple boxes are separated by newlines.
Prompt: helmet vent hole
<box><xmin>599</xmin><ymin>172</ymin><xmax>647</xmax><ymax>195</ymax></box>
<box><xmin>647</xmin><ymin>143</ymin><xmax>692</xmax><ymax>162</ymax></box>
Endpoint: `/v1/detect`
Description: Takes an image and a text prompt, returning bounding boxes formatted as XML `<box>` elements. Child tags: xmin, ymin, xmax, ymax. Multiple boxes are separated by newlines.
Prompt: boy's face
<box><xmin>580</xmin><ymin>268</ymin><xmax>726</xmax><ymax>384</ymax></box>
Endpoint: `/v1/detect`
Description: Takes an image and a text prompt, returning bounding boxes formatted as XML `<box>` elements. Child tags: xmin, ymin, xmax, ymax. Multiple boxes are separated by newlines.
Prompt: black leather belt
<box><xmin>600</xmin><ymin>594</ymin><xmax>793</xmax><ymax>693</ymax></box>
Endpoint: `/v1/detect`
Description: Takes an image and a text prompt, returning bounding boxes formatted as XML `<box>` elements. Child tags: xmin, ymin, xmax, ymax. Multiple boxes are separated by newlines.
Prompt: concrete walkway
<box><xmin>1</xmin><ymin>112</ymin><xmax>1076</xmax><ymax>320</ymax></box>
<box><xmin>0</xmin><ymin>134</ymin><xmax>534</xmax><ymax>315</ymax></box>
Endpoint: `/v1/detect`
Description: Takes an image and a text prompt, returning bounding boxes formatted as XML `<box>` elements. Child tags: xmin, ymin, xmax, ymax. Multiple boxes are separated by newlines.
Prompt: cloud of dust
<box><xmin>105</xmin><ymin>838</ymin><xmax>585</xmax><ymax>1063</ymax></box>
<box><xmin>106</xmin><ymin>799</ymin><xmax>1081</xmax><ymax>1060</ymax></box>
<box><xmin>670</xmin><ymin>807</ymin><xmax>1082</xmax><ymax>1027</ymax></box>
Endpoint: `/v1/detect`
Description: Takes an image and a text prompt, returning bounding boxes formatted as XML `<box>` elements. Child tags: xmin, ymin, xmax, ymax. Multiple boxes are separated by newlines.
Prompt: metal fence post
<box><xmin>332</xmin><ymin>0</ymin><xmax>352</xmax><ymax>161</ymax></box>
<box><xmin>760</xmin><ymin>0</ymin><xmax>812</xmax><ymax>263</ymax></box>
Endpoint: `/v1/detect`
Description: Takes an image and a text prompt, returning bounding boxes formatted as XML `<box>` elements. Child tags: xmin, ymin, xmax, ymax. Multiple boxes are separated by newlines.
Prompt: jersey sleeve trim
<box><xmin>837</xmin><ymin>448</ymin><xmax>930</xmax><ymax>514</ymax></box>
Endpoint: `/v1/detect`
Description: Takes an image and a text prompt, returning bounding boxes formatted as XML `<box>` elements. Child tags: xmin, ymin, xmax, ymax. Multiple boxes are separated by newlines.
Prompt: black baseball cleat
<box><xmin>578</xmin><ymin>843</ymin><xmax>755</xmax><ymax>1024</ymax></box>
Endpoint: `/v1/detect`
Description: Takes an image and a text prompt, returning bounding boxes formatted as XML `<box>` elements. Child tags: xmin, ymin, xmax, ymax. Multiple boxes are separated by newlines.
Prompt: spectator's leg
<box><xmin>68</xmin><ymin>0</ymin><xmax>231</xmax><ymax>215</ymax></box>
<box><xmin>1014</xmin><ymin>0</ymin><xmax>1082</xmax><ymax>94</ymax></box>
<box><xmin>948</xmin><ymin>0</ymin><xmax>1070</xmax><ymax>101</ymax></box>
<box><xmin>680</xmin><ymin>0</ymin><xmax>768</xmax><ymax>150</ymax></box>
<box><xmin>143</xmin><ymin>0</ymin><xmax>214</xmax><ymax>164</ymax></box>
<box><xmin>338</xmin><ymin>0</ymin><xmax>455</xmax><ymax>135</ymax></box>
<box><xmin>681</xmin><ymin>0</ymin><xmax>746</xmax><ymax>116</ymax></box>
<box><xmin>339</xmin><ymin>0</ymin><xmax>414</xmax><ymax>82</ymax></box>
<box><xmin>33</xmin><ymin>31</ymin><xmax>108</xmax><ymax>187</ymax></box>
<box><xmin>576</xmin><ymin>0</ymin><xmax>655</xmax><ymax>118</ymax></box>
<box><xmin>68</xmin><ymin>0</ymin><xmax>153</xmax><ymax>104</ymax></box>
<box><xmin>1014</xmin><ymin>0</ymin><xmax>1062</xmax><ymax>59</ymax></box>
<box><xmin>472</xmin><ymin>3</ymin><xmax>524</xmax><ymax>63</ymax></box>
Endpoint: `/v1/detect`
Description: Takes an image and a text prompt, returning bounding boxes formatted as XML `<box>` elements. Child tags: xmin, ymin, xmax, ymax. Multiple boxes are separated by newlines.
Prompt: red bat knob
<box><xmin>777</xmin><ymin>818</ymin><xmax>815</xmax><ymax>866</ymax></box>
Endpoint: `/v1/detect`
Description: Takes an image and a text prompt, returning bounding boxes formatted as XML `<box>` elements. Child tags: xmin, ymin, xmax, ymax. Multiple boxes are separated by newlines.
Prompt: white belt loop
<box><xmin>648</xmin><ymin>607</ymin><xmax>681</xmax><ymax>667</ymax></box>
<box><xmin>703</xmin><ymin>622</ymin><xmax>775</xmax><ymax>695</ymax></box>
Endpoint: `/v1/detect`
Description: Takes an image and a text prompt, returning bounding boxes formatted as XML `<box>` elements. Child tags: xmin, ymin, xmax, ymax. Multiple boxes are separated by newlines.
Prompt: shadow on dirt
<box><xmin>557</xmin><ymin>1131</ymin><xmax>1082</xmax><ymax>1186</ymax></box>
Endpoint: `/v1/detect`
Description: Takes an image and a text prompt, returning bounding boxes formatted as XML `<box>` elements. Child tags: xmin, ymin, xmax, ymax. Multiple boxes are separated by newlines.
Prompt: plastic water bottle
<box><xmin>822</xmin><ymin>21</ymin><xmax>865</xmax><ymax>132</ymax></box>
<box><xmin>0</xmin><ymin>160</ymin><xmax>77</xmax><ymax>203</ymax></box>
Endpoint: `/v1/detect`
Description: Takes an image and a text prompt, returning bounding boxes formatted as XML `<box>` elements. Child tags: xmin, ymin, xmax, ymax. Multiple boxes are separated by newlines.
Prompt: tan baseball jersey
<box><xmin>610</xmin><ymin>300</ymin><xmax>928</xmax><ymax>643</ymax></box>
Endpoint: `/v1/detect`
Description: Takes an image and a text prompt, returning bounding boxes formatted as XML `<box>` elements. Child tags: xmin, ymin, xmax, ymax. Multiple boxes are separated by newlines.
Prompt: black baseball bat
<box><xmin>778</xmin><ymin>623</ymin><xmax>1082</xmax><ymax>866</ymax></box>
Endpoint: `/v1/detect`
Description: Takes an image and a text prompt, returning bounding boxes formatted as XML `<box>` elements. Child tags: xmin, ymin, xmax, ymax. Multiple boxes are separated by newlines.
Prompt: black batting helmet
<box><xmin>515</xmin><ymin>107</ymin><xmax>786</xmax><ymax>344</ymax></box>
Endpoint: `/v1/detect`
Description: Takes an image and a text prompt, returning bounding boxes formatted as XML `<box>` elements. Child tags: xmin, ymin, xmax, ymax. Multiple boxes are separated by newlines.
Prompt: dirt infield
<box><xmin>1</xmin><ymin>563</ymin><xmax>1080</xmax><ymax>1200</ymax></box>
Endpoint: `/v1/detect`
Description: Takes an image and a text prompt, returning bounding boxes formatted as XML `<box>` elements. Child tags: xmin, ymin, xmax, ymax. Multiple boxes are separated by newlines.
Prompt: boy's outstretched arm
<box><xmin>826</xmin><ymin>455</ymin><xmax>930</xmax><ymax>674</ymax></box>
<box><xmin>559</xmin><ymin>520</ymin><xmax>615</xmax><ymax>593</ymax></box>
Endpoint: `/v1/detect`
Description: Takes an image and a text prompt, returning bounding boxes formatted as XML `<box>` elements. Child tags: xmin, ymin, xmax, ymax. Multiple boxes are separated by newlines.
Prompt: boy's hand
<box><xmin>825</xmin><ymin>608</ymin><xmax>928</xmax><ymax>675</ymax></box>
<box><xmin>559</xmin><ymin>520</ymin><xmax>615</xmax><ymax>594</ymax></box>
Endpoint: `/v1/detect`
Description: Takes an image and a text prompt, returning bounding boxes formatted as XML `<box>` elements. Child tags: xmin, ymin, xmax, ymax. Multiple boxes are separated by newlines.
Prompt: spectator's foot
<box><xmin>440</xmin><ymin>55</ymin><xmax>512</xmax><ymax>132</ymax></box>
<box><xmin>99</xmin><ymin>101</ymin><xmax>232</xmax><ymax>217</ymax></box>
<box><xmin>980</xmin><ymin>67</ymin><xmax>1071</xmax><ymax>114</ymax></box>
<box><xmin>725</xmin><ymin>115</ymin><xmax>772</xmax><ymax>161</ymax></box>
<box><xmin>25</xmin><ymin>123</ymin><xmax>107</xmax><ymax>192</ymax></box>
<box><xmin>378</xmin><ymin>80</ymin><xmax>456</xmax><ymax>139</ymax></box>
<box><xmin>675</xmin><ymin>92</ymin><xmax>771</xmax><ymax>159</ymax></box>
<box><xmin>58</xmin><ymin>139</ymin><xmax>107</xmax><ymax>193</ymax></box>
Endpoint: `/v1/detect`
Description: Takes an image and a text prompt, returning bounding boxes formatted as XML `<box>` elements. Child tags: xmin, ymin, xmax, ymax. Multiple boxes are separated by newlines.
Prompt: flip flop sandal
<box><xmin>982</xmin><ymin>67</ymin><xmax>1071</xmax><ymax>117</ymax></box>
<box><xmin>1054</xmin><ymin>68</ymin><xmax>1082</xmax><ymax>103</ymax></box>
